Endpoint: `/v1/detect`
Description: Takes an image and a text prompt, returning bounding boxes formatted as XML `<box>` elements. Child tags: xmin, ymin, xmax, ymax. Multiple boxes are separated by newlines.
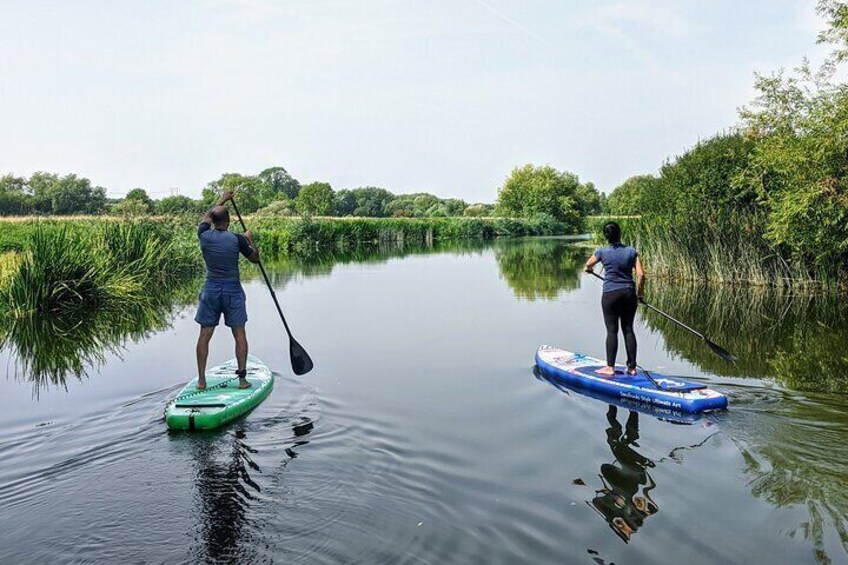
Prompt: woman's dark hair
<box><xmin>603</xmin><ymin>221</ymin><xmax>622</xmax><ymax>244</ymax></box>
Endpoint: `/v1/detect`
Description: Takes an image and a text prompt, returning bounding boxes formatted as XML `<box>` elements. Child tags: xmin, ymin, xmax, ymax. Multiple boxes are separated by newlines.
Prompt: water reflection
<box><xmin>0</xmin><ymin>282</ymin><xmax>198</xmax><ymax>395</ymax></box>
<box><xmin>588</xmin><ymin>407</ymin><xmax>659</xmax><ymax>543</ymax></box>
<box><xmin>640</xmin><ymin>286</ymin><xmax>848</xmax><ymax>393</ymax></box>
<box><xmin>723</xmin><ymin>391</ymin><xmax>848</xmax><ymax>563</ymax></box>
<box><xmin>185</xmin><ymin>418</ymin><xmax>314</xmax><ymax>563</ymax></box>
<box><xmin>188</xmin><ymin>428</ymin><xmax>261</xmax><ymax>563</ymax></box>
<box><xmin>254</xmin><ymin>239</ymin><xmax>492</xmax><ymax>287</ymax></box>
<box><xmin>494</xmin><ymin>238</ymin><xmax>585</xmax><ymax>299</ymax></box>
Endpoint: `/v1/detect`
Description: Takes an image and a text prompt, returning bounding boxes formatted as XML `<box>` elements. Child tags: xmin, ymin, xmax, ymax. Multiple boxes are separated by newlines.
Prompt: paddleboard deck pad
<box><xmin>535</xmin><ymin>346</ymin><xmax>727</xmax><ymax>414</ymax></box>
<box><xmin>165</xmin><ymin>356</ymin><xmax>273</xmax><ymax>430</ymax></box>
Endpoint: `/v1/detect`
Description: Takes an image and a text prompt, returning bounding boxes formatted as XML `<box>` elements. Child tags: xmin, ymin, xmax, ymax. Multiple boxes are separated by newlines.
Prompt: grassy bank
<box><xmin>248</xmin><ymin>215</ymin><xmax>570</xmax><ymax>255</ymax></box>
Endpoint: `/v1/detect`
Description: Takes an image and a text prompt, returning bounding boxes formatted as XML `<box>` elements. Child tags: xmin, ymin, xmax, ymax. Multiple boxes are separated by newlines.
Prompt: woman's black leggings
<box><xmin>601</xmin><ymin>289</ymin><xmax>638</xmax><ymax>369</ymax></box>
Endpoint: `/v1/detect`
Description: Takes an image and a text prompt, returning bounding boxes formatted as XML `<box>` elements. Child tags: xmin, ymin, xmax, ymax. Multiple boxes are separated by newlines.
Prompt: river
<box><xmin>0</xmin><ymin>237</ymin><xmax>845</xmax><ymax>564</ymax></box>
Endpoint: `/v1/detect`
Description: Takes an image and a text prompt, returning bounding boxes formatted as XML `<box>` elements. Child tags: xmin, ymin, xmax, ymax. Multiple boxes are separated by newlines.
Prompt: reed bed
<box><xmin>0</xmin><ymin>221</ymin><xmax>197</xmax><ymax>318</ymax></box>
<box><xmin>586</xmin><ymin>214</ymin><xmax>840</xmax><ymax>290</ymax></box>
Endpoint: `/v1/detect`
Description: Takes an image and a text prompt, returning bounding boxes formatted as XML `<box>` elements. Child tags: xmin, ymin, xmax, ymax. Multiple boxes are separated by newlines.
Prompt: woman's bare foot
<box><xmin>595</xmin><ymin>366</ymin><xmax>616</xmax><ymax>375</ymax></box>
<box><xmin>196</xmin><ymin>380</ymin><xmax>207</xmax><ymax>391</ymax></box>
<box><xmin>627</xmin><ymin>368</ymin><xmax>638</xmax><ymax>376</ymax></box>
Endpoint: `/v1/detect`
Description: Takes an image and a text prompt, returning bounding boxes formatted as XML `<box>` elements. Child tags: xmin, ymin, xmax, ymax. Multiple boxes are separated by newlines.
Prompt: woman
<box><xmin>585</xmin><ymin>222</ymin><xmax>645</xmax><ymax>375</ymax></box>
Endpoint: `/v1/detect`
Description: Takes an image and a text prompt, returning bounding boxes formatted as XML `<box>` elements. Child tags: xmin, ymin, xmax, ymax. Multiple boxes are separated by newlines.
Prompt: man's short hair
<box><xmin>210</xmin><ymin>206</ymin><xmax>230</xmax><ymax>226</ymax></box>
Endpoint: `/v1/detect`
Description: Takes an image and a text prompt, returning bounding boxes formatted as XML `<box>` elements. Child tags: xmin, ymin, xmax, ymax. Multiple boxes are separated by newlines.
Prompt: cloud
<box><xmin>471</xmin><ymin>0</ymin><xmax>555</xmax><ymax>48</ymax></box>
<box><xmin>570</xmin><ymin>1</ymin><xmax>692</xmax><ymax>72</ymax></box>
<box><xmin>593</xmin><ymin>1</ymin><xmax>692</xmax><ymax>39</ymax></box>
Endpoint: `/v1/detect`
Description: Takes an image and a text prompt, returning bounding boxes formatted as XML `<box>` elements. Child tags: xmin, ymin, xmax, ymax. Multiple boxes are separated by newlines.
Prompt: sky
<box><xmin>0</xmin><ymin>0</ymin><xmax>830</xmax><ymax>201</ymax></box>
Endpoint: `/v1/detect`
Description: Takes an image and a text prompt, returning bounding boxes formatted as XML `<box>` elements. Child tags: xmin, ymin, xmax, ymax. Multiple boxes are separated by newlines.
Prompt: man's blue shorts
<box><xmin>195</xmin><ymin>280</ymin><xmax>248</xmax><ymax>328</ymax></box>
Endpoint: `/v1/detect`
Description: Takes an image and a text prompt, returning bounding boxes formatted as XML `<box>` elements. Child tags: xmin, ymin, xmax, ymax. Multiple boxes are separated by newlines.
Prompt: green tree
<box><xmin>296</xmin><ymin>182</ymin><xmax>334</xmax><ymax>215</ymax></box>
<box><xmin>496</xmin><ymin>164</ymin><xmax>582</xmax><ymax>227</ymax></box>
<box><xmin>259</xmin><ymin>166</ymin><xmax>300</xmax><ymax>200</ymax></box>
<box><xmin>28</xmin><ymin>172</ymin><xmax>59</xmax><ymax>213</ymax></box>
<box><xmin>112</xmin><ymin>198</ymin><xmax>149</xmax><ymax>217</ymax></box>
<box><xmin>124</xmin><ymin>188</ymin><xmax>154</xmax><ymax>213</ymax></box>
<box><xmin>574</xmin><ymin>182</ymin><xmax>603</xmax><ymax>216</ymax></box>
<box><xmin>206</xmin><ymin>173</ymin><xmax>264</xmax><ymax>213</ymax></box>
<box><xmin>0</xmin><ymin>175</ymin><xmax>30</xmax><ymax>215</ymax></box>
<box><xmin>606</xmin><ymin>175</ymin><xmax>658</xmax><ymax>215</ymax></box>
<box><xmin>349</xmin><ymin>187</ymin><xmax>395</xmax><ymax>217</ymax></box>
<box><xmin>50</xmin><ymin>174</ymin><xmax>106</xmax><ymax>215</ymax></box>
<box><xmin>464</xmin><ymin>203</ymin><xmax>494</xmax><ymax>217</ymax></box>
<box><xmin>333</xmin><ymin>189</ymin><xmax>357</xmax><ymax>216</ymax></box>
<box><xmin>156</xmin><ymin>195</ymin><xmax>198</xmax><ymax>215</ymax></box>
<box><xmin>738</xmin><ymin>63</ymin><xmax>848</xmax><ymax>270</ymax></box>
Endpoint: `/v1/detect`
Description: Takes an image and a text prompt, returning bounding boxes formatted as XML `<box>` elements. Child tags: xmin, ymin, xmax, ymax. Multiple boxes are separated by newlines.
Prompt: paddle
<box><xmin>230</xmin><ymin>196</ymin><xmax>314</xmax><ymax>375</ymax></box>
<box><xmin>586</xmin><ymin>270</ymin><xmax>737</xmax><ymax>363</ymax></box>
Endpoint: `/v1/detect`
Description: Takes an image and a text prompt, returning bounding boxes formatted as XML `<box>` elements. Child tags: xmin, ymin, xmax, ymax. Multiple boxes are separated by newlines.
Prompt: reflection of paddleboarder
<box><xmin>188</xmin><ymin>419</ymin><xmax>314</xmax><ymax>562</ymax></box>
<box><xmin>588</xmin><ymin>406</ymin><xmax>659</xmax><ymax>543</ymax></box>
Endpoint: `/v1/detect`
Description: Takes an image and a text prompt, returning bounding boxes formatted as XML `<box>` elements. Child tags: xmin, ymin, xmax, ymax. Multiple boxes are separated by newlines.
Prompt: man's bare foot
<box><xmin>196</xmin><ymin>380</ymin><xmax>207</xmax><ymax>391</ymax></box>
<box><xmin>238</xmin><ymin>380</ymin><xmax>252</xmax><ymax>389</ymax></box>
<box><xmin>627</xmin><ymin>368</ymin><xmax>638</xmax><ymax>376</ymax></box>
<box><xmin>595</xmin><ymin>366</ymin><xmax>616</xmax><ymax>375</ymax></box>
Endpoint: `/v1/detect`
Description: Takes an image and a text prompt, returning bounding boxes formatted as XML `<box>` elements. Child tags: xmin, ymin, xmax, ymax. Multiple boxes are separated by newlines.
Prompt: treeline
<box><xmin>0</xmin><ymin>166</ymin><xmax>498</xmax><ymax>219</ymax></box>
<box><xmin>1</xmin><ymin>164</ymin><xmax>605</xmax><ymax>234</ymax></box>
<box><xmin>602</xmin><ymin>0</ymin><xmax>848</xmax><ymax>286</ymax></box>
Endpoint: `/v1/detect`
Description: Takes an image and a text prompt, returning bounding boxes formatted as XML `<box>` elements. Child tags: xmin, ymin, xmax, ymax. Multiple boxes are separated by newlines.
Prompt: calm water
<box><xmin>1</xmin><ymin>238</ymin><xmax>846</xmax><ymax>564</ymax></box>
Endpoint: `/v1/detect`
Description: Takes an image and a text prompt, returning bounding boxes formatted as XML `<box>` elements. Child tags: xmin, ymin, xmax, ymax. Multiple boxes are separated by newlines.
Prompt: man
<box><xmin>195</xmin><ymin>191</ymin><xmax>260</xmax><ymax>390</ymax></box>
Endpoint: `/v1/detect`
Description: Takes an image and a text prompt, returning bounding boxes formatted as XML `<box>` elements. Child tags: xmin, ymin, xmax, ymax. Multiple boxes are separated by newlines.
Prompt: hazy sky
<box><xmin>0</xmin><ymin>0</ymin><xmax>829</xmax><ymax>200</ymax></box>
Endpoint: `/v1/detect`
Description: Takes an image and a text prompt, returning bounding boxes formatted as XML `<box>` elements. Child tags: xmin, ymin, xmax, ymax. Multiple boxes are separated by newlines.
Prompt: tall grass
<box><xmin>0</xmin><ymin>221</ymin><xmax>198</xmax><ymax>318</ymax></box>
<box><xmin>586</xmin><ymin>214</ymin><xmax>834</xmax><ymax>290</ymax></box>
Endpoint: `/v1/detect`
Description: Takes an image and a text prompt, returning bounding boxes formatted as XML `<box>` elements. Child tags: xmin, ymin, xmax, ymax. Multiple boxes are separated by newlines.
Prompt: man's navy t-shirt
<box><xmin>198</xmin><ymin>222</ymin><xmax>253</xmax><ymax>282</ymax></box>
<box><xmin>594</xmin><ymin>244</ymin><xmax>638</xmax><ymax>293</ymax></box>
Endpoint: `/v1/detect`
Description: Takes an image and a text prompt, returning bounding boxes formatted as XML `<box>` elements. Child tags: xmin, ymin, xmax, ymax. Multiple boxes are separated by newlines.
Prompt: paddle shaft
<box><xmin>230</xmin><ymin>197</ymin><xmax>293</xmax><ymax>336</ymax></box>
<box><xmin>586</xmin><ymin>270</ymin><xmax>708</xmax><ymax>335</ymax></box>
<box><xmin>587</xmin><ymin>269</ymin><xmax>735</xmax><ymax>361</ymax></box>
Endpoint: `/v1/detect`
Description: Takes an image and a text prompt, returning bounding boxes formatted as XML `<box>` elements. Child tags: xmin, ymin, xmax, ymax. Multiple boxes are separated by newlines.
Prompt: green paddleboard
<box><xmin>165</xmin><ymin>355</ymin><xmax>274</xmax><ymax>430</ymax></box>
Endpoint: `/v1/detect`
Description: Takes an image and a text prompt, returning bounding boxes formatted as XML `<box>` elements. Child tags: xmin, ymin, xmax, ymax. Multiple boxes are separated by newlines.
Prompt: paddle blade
<box><xmin>289</xmin><ymin>337</ymin><xmax>314</xmax><ymax>375</ymax></box>
<box><xmin>706</xmin><ymin>339</ymin><xmax>737</xmax><ymax>363</ymax></box>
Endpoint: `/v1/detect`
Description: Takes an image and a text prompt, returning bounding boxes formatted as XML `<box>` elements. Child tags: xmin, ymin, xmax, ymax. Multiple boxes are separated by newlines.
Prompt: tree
<box><xmin>606</xmin><ymin>175</ymin><xmax>658</xmax><ymax>215</ymax></box>
<box><xmin>738</xmin><ymin>60</ymin><xmax>848</xmax><ymax>268</ymax></box>
<box><xmin>156</xmin><ymin>195</ymin><xmax>198</xmax><ymax>215</ymax></box>
<box><xmin>464</xmin><ymin>203</ymin><xmax>494</xmax><ymax>217</ymax></box>
<box><xmin>296</xmin><ymin>182</ymin><xmax>334</xmax><ymax>215</ymax></box>
<box><xmin>50</xmin><ymin>174</ymin><xmax>106</xmax><ymax>215</ymax></box>
<box><xmin>112</xmin><ymin>198</ymin><xmax>149</xmax><ymax>217</ymax></box>
<box><xmin>259</xmin><ymin>166</ymin><xmax>300</xmax><ymax>200</ymax></box>
<box><xmin>0</xmin><ymin>175</ymin><xmax>30</xmax><ymax>215</ymax></box>
<box><xmin>496</xmin><ymin>164</ymin><xmax>582</xmax><ymax>227</ymax></box>
<box><xmin>441</xmin><ymin>198</ymin><xmax>468</xmax><ymax>216</ymax></box>
<box><xmin>350</xmin><ymin>187</ymin><xmax>395</xmax><ymax>217</ymax></box>
<box><xmin>205</xmin><ymin>173</ymin><xmax>264</xmax><ymax>213</ymax></box>
<box><xmin>574</xmin><ymin>182</ymin><xmax>603</xmax><ymax>216</ymax></box>
<box><xmin>28</xmin><ymin>172</ymin><xmax>59</xmax><ymax>213</ymax></box>
<box><xmin>333</xmin><ymin>189</ymin><xmax>357</xmax><ymax>216</ymax></box>
<box><xmin>124</xmin><ymin>188</ymin><xmax>154</xmax><ymax>213</ymax></box>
